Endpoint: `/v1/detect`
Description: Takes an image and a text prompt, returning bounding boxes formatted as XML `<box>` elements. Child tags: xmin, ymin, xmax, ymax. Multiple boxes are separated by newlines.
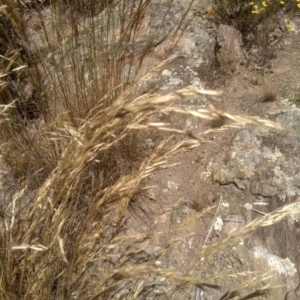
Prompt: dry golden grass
<box><xmin>0</xmin><ymin>1</ymin><xmax>298</xmax><ymax>299</ymax></box>
<box><xmin>261</xmin><ymin>80</ymin><xmax>281</xmax><ymax>102</ymax></box>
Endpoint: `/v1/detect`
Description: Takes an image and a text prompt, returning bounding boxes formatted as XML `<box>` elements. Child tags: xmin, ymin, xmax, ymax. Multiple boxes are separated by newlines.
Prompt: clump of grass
<box><xmin>204</xmin><ymin>51</ymin><xmax>232</xmax><ymax>89</ymax></box>
<box><xmin>0</xmin><ymin>0</ymin><xmax>190</xmax><ymax>187</ymax></box>
<box><xmin>261</xmin><ymin>80</ymin><xmax>280</xmax><ymax>102</ymax></box>
<box><xmin>254</xmin><ymin>16</ymin><xmax>284</xmax><ymax>69</ymax></box>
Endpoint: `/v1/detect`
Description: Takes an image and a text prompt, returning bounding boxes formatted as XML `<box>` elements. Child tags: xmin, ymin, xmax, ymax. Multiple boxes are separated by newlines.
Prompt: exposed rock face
<box><xmin>199</xmin><ymin>109</ymin><xmax>300</xmax><ymax>299</ymax></box>
<box><xmin>208</xmin><ymin>109</ymin><xmax>300</xmax><ymax>202</ymax></box>
<box><xmin>133</xmin><ymin>110</ymin><xmax>300</xmax><ymax>299</ymax></box>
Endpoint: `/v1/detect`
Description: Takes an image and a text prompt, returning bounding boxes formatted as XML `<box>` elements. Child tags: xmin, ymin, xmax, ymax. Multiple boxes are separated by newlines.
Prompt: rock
<box><xmin>215</xmin><ymin>24</ymin><xmax>244</xmax><ymax>74</ymax></box>
<box><xmin>199</xmin><ymin>109</ymin><xmax>300</xmax><ymax>299</ymax></box>
<box><xmin>209</xmin><ymin>109</ymin><xmax>300</xmax><ymax>202</ymax></box>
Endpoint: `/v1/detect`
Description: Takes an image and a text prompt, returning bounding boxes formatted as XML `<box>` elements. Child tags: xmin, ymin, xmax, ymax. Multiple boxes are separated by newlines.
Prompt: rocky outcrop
<box><xmin>199</xmin><ymin>109</ymin><xmax>300</xmax><ymax>299</ymax></box>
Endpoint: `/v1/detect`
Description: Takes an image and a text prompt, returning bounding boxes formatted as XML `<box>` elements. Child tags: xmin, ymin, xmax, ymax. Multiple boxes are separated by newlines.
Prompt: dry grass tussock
<box><xmin>261</xmin><ymin>79</ymin><xmax>281</xmax><ymax>102</ymax></box>
<box><xmin>0</xmin><ymin>0</ymin><xmax>298</xmax><ymax>299</ymax></box>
